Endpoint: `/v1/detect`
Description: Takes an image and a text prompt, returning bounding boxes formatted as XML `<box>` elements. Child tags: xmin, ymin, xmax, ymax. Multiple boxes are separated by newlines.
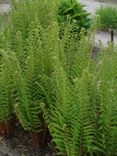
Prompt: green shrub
<box><xmin>58</xmin><ymin>0</ymin><xmax>91</xmax><ymax>32</ymax></box>
<box><xmin>96</xmin><ymin>5</ymin><xmax>117</xmax><ymax>30</ymax></box>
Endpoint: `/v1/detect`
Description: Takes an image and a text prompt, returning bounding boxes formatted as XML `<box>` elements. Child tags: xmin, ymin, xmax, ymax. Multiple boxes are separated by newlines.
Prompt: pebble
<box><xmin>0</xmin><ymin>144</ymin><xmax>20</xmax><ymax>156</ymax></box>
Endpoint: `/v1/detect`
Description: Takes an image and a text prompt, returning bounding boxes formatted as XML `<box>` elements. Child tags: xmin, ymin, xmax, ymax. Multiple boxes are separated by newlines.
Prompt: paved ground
<box><xmin>79</xmin><ymin>0</ymin><xmax>117</xmax><ymax>14</ymax></box>
<box><xmin>79</xmin><ymin>0</ymin><xmax>117</xmax><ymax>46</ymax></box>
<box><xmin>95</xmin><ymin>30</ymin><xmax>117</xmax><ymax>46</ymax></box>
<box><xmin>79</xmin><ymin>0</ymin><xmax>106</xmax><ymax>14</ymax></box>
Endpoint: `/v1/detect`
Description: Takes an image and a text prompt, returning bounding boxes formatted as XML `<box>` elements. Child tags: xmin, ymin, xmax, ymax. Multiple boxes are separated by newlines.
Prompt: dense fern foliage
<box><xmin>0</xmin><ymin>0</ymin><xmax>117</xmax><ymax>155</ymax></box>
<box><xmin>0</xmin><ymin>50</ymin><xmax>15</xmax><ymax>122</ymax></box>
<box><xmin>0</xmin><ymin>0</ymin><xmax>58</xmax><ymax>50</ymax></box>
<box><xmin>94</xmin><ymin>46</ymin><xmax>117</xmax><ymax>155</ymax></box>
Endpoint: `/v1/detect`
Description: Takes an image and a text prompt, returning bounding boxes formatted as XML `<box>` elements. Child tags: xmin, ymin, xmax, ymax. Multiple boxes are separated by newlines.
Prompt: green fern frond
<box><xmin>0</xmin><ymin>50</ymin><xmax>17</xmax><ymax>122</ymax></box>
<box><xmin>70</xmin><ymin>30</ymin><xmax>93</xmax><ymax>81</ymax></box>
<box><xmin>94</xmin><ymin>45</ymin><xmax>117</xmax><ymax>155</ymax></box>
<box><xmin>70</xmin><ymin>70</ymin><xmax>96</xmax><ymax>156</ymax></box>
<box><xmin>13</xmin><ymin>24</ymin><xmax>45</xmax><ymax>132</ymax></box>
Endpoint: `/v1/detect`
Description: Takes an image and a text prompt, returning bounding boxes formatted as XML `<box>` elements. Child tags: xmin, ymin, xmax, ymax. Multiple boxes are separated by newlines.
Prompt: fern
<box><xmin>13</xmin><ymin>22</ymin><xmax>46</xmax><ymax>132</ymax></box>
<box><xmin>70</xmin><ymin>30</ymin><xmax>93</xmax><ymax>81</ymax></box>
<box><xmin>47</xmin><ymin>57</ymin><xmax>73</xmax><ymax>156</ymax></box>
<box><xmin>0</xmin><ymin>0</ymin><xmax>117</xmax><ymax>154</ymax></box>
<box><xmin>94</xmin><ymin>45</ymin><xmax>117</xmax><ymax>155</ymax></box>
<box><xmin>0</xmin><ymin>52</ymin><xmax>14</xmax><ymax>122</ymax></box>
<box><xmin>0</xmin><ymin>50</ymin><xmax>17</xmax><ymax>122</ymax></box>
<box><xmin>72</xmin><ymin>70</ymin><xmax>97</xmax><ymax>155</ymax></box>
<box><xmin>42</xmin><ymin>26</ymin><xmax>117</xmax><ymax>155</ymax></box>
<box><xmin>45</xmin><ymin>54</ymin><xmax>96</xmax><ymax>156</ymax></box>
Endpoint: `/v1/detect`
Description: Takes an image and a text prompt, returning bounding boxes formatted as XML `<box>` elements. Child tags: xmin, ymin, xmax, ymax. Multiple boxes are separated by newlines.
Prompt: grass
<box><xmin>96</xmin><ymin>5</ymin><xmax>117</xmax><ymax>30</ymax></box>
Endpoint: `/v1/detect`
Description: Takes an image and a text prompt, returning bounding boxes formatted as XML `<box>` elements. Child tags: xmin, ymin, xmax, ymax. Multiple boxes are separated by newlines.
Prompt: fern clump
<box><xmin>0</xmin><ymin>50</ymin><xmax>17</xmax><ymax>122</ymax></box>
<box><xmin>0</xmin><ymin>0</ymin><xmax>116</xmax><ymax>155</ymax></box>
<box><xmin>13</xmin><ymin>22</ymin><xmax>46</xmax><ymax>132</ymax></box>
<box><xmin>94</xmin><ymin>46</ymin><xmax>117</xmax><ymax>155</ymax></box>
<box><xmin>0</xmin><ymin>0</ymin><xmax>58</xmax><ymax>50</ymax></box>
<box><xmin>46</xmin><ymin>59</ymin><xmax>96</xmax><ymax>156</ymax></box>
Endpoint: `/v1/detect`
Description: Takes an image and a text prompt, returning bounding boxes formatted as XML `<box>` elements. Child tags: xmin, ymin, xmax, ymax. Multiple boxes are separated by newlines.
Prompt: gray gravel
<box><xmin>0</xmin><ymin>137</ymin><xmax>20</xmax><ymax>156</ymax></box>
<box><xmin>0</xmin><ymin>3</ymin><xmax>10</xmax><ymax>13</ymax></box>
<box><xmin>0</xmin><ymin>144</ymin><xmax>20</xmax><ymax>156</ymax></box>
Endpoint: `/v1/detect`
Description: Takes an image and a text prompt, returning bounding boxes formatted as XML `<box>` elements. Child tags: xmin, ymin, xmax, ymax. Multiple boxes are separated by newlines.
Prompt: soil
<box><xmin>0</xmin><ymin>121</ymin><xmax>56</xmax><ymax>156</ymax></box>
